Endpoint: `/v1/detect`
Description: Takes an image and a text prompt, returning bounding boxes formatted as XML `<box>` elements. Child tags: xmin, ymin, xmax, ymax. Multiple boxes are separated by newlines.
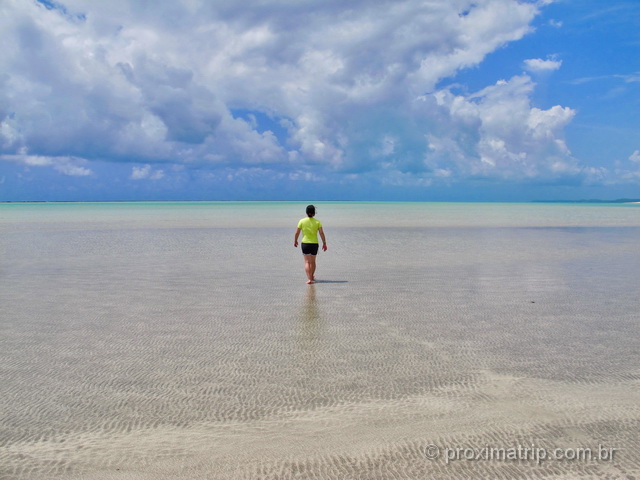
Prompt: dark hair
<box><xmin>306</xmin><ymin>205</ymin><xmax>316</xmax><ymax>217</ymax></box>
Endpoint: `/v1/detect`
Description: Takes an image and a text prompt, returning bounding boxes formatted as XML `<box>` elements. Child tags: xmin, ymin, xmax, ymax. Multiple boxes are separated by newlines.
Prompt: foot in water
<box><xmin>306</xmin><ymin>279</ymin><xmax>314</xmax><ymax>284</ymax></box>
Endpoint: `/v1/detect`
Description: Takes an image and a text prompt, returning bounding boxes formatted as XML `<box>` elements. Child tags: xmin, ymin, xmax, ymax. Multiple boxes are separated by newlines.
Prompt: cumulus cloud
<box><xmin>1</xmin><ymin>153</ymin><xmax>92</xmax><ymax>176</ymax></box>
<box><xmin>523</xmin><ymin>57</ymin><xmax>562</xmax><ymax>73</ymax></box>
<box><xmin>424</xmin><ymin>75</ymin><xmax>584</xmax><ymax>181</ymax></box>
<box><xmin>130</xmin><ymin>164</ymin><xmax>164</xmax><ymax>180</ymax></box>
<box><xmin>54</xmin><ymin>162</ymin><xmax>93</xmax><ymax>176</ymax></box>
<box><xmin>0</xmin><ymin>0</ymin><xmax>594</xmax><ymax>191</ymax></box>
<box><xmin>608</xmin><ymin>150</ymin><xmax>640</xmax><ymax>184</ymax></box>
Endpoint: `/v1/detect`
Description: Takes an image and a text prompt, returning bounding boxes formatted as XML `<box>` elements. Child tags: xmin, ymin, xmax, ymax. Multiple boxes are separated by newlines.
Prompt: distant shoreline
<box><xmin>532</xmin><ymin>199</ymin><xmax>640</xmax><ymax>204</ymax></box>
<box><xmin>2</xmin><ymin>199</ymin><xmax>640</xmax><ymax>204</ymax></box>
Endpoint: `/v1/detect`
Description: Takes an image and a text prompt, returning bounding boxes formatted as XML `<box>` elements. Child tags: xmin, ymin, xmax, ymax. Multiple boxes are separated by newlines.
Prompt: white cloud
<box><xmin>425</xmin><ymin>75</ymin><xmax>579</xmax><ymax>180</ymax></box>
<box><xmin>0</xmin><ymin>153</ymin><xmax>92</xmax><ymax>176</ymax></box>
<box><xmin>54</xmin><ymin>163</ymin><xmax>92</xmax><ymax>176</ymax></box>
<box><xmin>523</xmin><ymin>58</ymin><xmax>562</xmax><ymax>73</ymax></box>
<box><xmin>0</xmin><ymin>0</ymin><xmax>592</xmax><ymax>189</ymax></box>
<box><xmin>569</xmin><ymin>72</ymin><xmax>640</xmax><ymax>86</ymax></box>
<box><xmin>130</xmin><ymin>164</ymin><xmax>164</xmax><ymax>180</ymax></box>
<box><xmin>611</xmin><ymin>150</ymin><xmax>640</xmax><ymax>184</ymax></box>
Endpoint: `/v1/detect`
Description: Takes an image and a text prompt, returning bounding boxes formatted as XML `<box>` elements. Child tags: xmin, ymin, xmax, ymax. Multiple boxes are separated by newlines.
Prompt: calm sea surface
<box><xmin>1</xmin><ymin>202</ymin><xmax>639</xmax><ymax>479</ymax></box>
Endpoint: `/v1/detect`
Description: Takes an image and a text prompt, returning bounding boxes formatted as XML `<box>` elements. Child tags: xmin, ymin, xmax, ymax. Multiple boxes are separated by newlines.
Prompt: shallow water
<box><xmin>1</xmin><ymin>202</ymin><xmax>639</xmax><ymax>479</ymax></box>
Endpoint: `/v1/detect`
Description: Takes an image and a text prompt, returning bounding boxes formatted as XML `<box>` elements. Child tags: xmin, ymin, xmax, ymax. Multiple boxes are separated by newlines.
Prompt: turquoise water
<box><xmin>1</xmin><ymin>202</ymin><xmax>639</xmax><ymax>479</ymax></box>
<box><xmin>2</xmin><ymin>201</ymin><xmax>639</xmax><ymax>228</ymax></box>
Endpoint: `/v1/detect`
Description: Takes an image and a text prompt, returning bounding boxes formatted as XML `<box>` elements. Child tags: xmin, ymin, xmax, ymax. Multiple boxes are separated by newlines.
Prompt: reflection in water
<box><xmin>298</xmin><ymin>285</ymin><xmax>322</xmax><ymax>351</ymax></box>
<box><xmin>294</xmin><ymin>286</ymin><xmax>326</xmax><ymax>386</ymax></box>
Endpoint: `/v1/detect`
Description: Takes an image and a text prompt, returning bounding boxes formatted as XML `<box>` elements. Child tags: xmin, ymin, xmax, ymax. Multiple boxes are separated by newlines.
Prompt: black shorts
<box><xmin>301</xmin><ymin>243</ymin><xmax>319</xmax><ymax>255</ymax></box>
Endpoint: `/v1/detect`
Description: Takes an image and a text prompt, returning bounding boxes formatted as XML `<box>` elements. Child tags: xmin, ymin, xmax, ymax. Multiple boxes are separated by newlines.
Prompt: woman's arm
<box><xmin>319</xmin><ymin>227</ymin><xmax>327</xmax><ymax>251</ymax></box>
<box><xmin>294</xmin><ymin>227</ymin><xmax>301</xmax><ymax>247</ymax></box>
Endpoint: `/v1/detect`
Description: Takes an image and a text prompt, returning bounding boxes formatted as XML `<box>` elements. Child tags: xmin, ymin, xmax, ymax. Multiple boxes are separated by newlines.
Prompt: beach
<box><xmin>1</xmin><ymin>202</ymin><xmax>639</xmax><ymax>479</ymax></box>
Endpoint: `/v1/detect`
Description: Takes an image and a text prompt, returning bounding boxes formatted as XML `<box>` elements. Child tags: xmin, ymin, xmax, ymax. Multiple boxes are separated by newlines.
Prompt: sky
<box><xmin>0</xmin><ymin>0</ymin><xmax>639</xmax><ymax>201</ymax></box>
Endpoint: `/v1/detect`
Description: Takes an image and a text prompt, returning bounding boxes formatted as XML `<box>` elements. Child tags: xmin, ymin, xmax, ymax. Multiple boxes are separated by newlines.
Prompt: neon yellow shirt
<box><xmin>297</xmin><ymin>217</ymin><xmax>322</xmax><ymax>244</ymax></box>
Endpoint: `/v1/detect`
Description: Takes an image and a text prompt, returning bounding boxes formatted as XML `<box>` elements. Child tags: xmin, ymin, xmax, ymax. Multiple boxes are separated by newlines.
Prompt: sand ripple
<box><xmin>1</xmin><ymin>219</ymin><xmax>639</xmax><ymax>479</ymax></box>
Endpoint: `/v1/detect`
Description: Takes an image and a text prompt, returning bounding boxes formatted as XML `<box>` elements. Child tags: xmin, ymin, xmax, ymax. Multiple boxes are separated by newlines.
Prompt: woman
<box><xmin>294</xmin><ymin>205</ymin><xmax>327</xmax><ymax>284</ymax></box>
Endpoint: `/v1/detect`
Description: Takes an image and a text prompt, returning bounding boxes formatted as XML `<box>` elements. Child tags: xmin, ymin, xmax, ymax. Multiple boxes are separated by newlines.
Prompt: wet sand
<box><xmin>1</xmin><ymin>203</ymin><xmax>639</xmax><ymax>479</ymax></box>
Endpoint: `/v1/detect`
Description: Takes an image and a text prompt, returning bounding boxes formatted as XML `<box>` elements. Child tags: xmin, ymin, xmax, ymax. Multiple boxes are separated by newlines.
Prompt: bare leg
<box><xmin>309</xmin><ymin>255</ymin><xmax>317</xmax><ymax>281</ymax></box>
<box><xmin>304</xmin><ymin>255</ymin><xmax>314</xmax><ymax>284</ymax></box>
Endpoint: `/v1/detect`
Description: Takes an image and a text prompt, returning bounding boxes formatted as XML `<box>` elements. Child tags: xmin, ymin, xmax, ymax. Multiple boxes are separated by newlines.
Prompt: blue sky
<box><xmin>1</xmin><ymin>0</ymin><xmax>638</xmax><ymax>201</ymax></box>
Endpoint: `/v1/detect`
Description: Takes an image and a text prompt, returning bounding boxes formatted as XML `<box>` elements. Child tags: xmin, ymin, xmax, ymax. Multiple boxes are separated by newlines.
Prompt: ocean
<box><xmin>1</xmin><ymin>201</ymin><xmax>639</xmax><ymax>479</ymax></box>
